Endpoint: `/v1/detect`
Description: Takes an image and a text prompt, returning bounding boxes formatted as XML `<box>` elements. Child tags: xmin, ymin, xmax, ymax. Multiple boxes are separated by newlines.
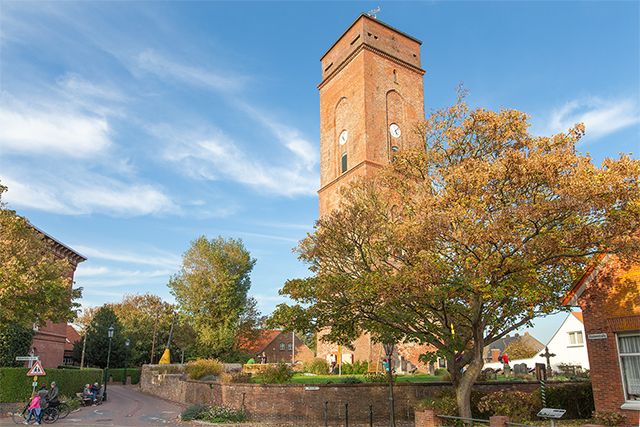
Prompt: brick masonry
<box><xmin>140</xmin><ymin>365</ymin><xmax>584</xmax><ymax>426</ymax></box>
<box><xmin>573</xmin><ymin>258</ymin><xmax>640</xmax><ymax>423</ymax></box>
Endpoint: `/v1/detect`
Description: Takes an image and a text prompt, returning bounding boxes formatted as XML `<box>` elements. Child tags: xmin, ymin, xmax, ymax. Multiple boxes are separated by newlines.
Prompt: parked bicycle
<box><xmin>11</xmin><ymin>401</ymin><xmax>58</xmax><ymax>424</ymax></box>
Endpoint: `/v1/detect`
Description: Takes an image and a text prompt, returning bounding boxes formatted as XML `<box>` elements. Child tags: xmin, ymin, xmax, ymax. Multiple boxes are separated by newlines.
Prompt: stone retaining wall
<box><xmin>140</xmin><ymin>365</ymin><xmax>582</xmax><ymax>426</ymax></box>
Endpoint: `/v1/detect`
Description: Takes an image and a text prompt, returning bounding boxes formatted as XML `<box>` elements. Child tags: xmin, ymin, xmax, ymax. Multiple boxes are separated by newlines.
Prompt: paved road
<box><xmin>1</xmin><ymin>385</ymin><xmax>189</xmax><ymax>426</ymax></box>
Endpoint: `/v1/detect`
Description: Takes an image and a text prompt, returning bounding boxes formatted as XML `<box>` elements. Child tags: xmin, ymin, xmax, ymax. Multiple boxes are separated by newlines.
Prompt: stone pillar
<box><xmin>415</xmin><ymin>409</ymin><xmax>440</xmax><ymax>427</ymax></box>
<box><xmin>489</xmin><ymin>416</ymin><xmax>509</xmax><ymax>427</ymax></box>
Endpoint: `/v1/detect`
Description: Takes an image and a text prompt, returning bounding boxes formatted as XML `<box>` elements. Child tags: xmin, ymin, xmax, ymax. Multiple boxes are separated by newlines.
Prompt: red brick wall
<box><xmin>578</xmin><ymin>259</ymin><xmax>640</xmax><ymax>423</ymax></box>
<box><xmin>141</xmin><ymin>366</ymin><xmax>583</xmax><ymax>426</ymax></box>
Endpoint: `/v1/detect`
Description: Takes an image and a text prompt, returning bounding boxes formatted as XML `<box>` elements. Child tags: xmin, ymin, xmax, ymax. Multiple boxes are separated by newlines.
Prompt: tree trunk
<box><xmin>454</xmin><ymin>348</ymin><xmax>484</xmax><ymax>419</ymax></box>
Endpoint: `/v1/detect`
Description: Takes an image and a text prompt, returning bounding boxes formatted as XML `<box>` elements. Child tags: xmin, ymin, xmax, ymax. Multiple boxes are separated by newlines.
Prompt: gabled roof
<box><xmin>562</xmin><ymin>254</ymin><xmax>609</xmax><ymax>306</ymax></box>
<box><xmin>571</xmin><ymin>312</ymin><xmax>584</xmax><ymax>323</ymax></box>
<box><xmin>65</xmin><ymin>325</ymin><xmax>81</xmax><ymax>352</ymax></box>
<box><xmin>482</xmin><ymin>332</ymin><xmax>545</xmax><ymax>359</ymax></box>
<box><xmin>238</xmin><ymin>330</ymin><xmax>282</xmax><ymax>355</ymax></box>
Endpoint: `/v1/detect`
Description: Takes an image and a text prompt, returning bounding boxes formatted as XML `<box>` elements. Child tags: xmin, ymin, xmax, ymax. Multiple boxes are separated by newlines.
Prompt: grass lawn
<box><xmin>288</xmin><ymin>373</ymin><xmax>446</xmax><ymax>384</ymax></box>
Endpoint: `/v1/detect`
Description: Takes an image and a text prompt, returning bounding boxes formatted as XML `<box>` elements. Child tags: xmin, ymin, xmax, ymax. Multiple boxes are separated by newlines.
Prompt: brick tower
<box><xmin>316</xmin><ymin>15</ymin><xmax>431</xmax><ymax>372</ymax></box>
<box><xmin>318</xmin><ymin>14</ymin><xmax>425</xmax><ymax>216</ymax></box>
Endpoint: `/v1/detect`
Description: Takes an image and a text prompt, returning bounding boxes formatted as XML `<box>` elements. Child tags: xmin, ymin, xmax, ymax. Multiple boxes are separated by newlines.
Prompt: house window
<box><xmin>287</xmin><ymin>343</ymin><xmax>292</xmax><ymax>351</ymax></box>
<box><xmin>341</xmin><ymin>152</ymin><xmax>347</xmax><ymax>173</ymax></box>
<box><xmin>279</xmin><ymin>343</ymin><xmax>285</xmax><ymax>351</ymax></box>
<box><xmin>618</xmin><ymin>333</ymin><xmax>640</xmax><ymax>401</ymax></box>
<box><xmin>437</xmin><ymin>358</ymin><xmax>447</xmax><ymax>368</ymax></box>
<box><xmin>568</xmin><ymin>331</ymin><xmax>584</xmax><ymax>346</ymax></box>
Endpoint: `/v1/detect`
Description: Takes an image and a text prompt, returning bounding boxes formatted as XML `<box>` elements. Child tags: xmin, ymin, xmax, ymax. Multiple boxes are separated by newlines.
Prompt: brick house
<box><xmin>63</xmin><ymin>324</ymin><xmax>81</xmax><ymax>366</ymax></box>
<box><xmin>563</xmin><ymin>255</ymin><xmax>640</xmax><ymax>422</ymax></box>
<box><xmin>30</xmin><ymin>225</ymin><xmax>86</xmax><ymax>368</ymax></box>
<box><xmin>239</xmin><ymin>330</ymin><xmax>314</xmax><ymax>364</ymax></box>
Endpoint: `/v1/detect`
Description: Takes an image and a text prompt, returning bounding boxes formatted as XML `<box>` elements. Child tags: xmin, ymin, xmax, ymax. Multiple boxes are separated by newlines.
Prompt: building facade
<box><xmin>239</xmin><ymin>330</ymin><xmax>314</xmax><ymax>364</ymax></box>
<box><xmin>315</xmin><ymin>14</ymin><xmax>432</xmax><ymax>371</ymax></box>
<box><xmin>563</xmin><ymin>256</ymin><xmax>640</xmax><ymax>422</ymax></box>
<box><xmin>30</xmin><ymin>226</ymin><xmax>86</xmax><ymax>368</ymax></box>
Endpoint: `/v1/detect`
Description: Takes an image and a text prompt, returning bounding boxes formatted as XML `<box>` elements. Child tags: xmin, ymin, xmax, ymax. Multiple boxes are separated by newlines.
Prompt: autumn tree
<box><xmin>168</xmin><ymin>236</ymin><xmax>260</xmax><ymax>359</ymax></box>
<box><xmin>272</xmin><ymin>97</ymin><xmax>640</xmax><ymax>417</ymax></box>
<box><xmin>503</xmin><ymin>338</ymin><xmax>540</xmax><ymax>360</ymax></box>
<box><xmin>0</xmin><ymin>182</ymin><xmax>82</xmax><ymax>328</ymax></box>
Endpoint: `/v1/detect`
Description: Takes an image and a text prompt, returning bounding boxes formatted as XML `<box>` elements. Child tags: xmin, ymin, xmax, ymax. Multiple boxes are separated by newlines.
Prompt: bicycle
<box><xmin>11</xmin><ymin>402</ymin><xmax>59</xmax><ymax>424</ymax></box>
<box><xmin>47</xmin><ymin>401</ymin><xmax>70</xmax><ymax>419</ymax></box>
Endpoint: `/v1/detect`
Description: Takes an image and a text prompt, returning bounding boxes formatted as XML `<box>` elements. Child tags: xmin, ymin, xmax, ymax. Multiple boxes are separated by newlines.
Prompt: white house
<box><xmin>483</xmin><ymin>312</ymin><xmax>589</xmax><ymax>372</ymax></box>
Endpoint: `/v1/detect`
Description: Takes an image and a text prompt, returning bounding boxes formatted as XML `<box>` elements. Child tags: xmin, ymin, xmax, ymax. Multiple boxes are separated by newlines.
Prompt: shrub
<box><xmin>416</xmin><ymin>390</ymin><xmax>458</xmax><ymax>416</ymax></box>
<box><xmin>0</xmin><ymin>367</ymin><xmax>103</xmax><ymax>403</ymax></box>
<box><xmin>362</xmin><ymin>372</ymin><xmax>389</xmax><ymax>383</ymax></box>
<box><xmin>340</xmin><ymin>376</ymin><xmax>362</xmax><ymax>384</ymax></box>
<box><xmin>434</xmin><ymin>368</ymin><xmax>448</xmax><ymax>377</ymax></box>
<box><xmin>542</xmin><ymin>382</ymin><xmax>594</xmax><ymax>419</ymax></box>
<box><xmin>303</xmin><ymin>358</ymin><xmax>330</xmax><ymax>375</ymax></box>
<box><xmin>202</xmin><ymin>405</ymin><xmax>247</xmax><ymax>423</ymax></box>
<box><xmin>154</xmin><ymin>364</ymin><xmax>184</xmax><ymax>374</ymax></box>
<box><xmin>258</xmin><ymin>363</ymin><xmax>293</xmax><ymax>384</ymax></box>
<box><xmin>592</xmin><ymin>411</ymin><xmax>628</xmax><ymax>427</ymax></box>
<box><xmin>185</xmin><ymin>359</ymin><xmax>224</xmax><ymax>380</ymax></box>
<box><xmin>477</xmin><ymin>391</ymin><xmax>540</xmax><ymax>422</ymax></box>
<box><xmin>341</xmin><ymin>360</ymin><xmax>368</xmax><ymax>375</ymax></box>
<box><xmin>181</xmin><ymin>404</ymin><xmax>208</xmax><ymax>421</ymax></box>
<box><xmin>59</xmin><ymin>395</ymin><xmax>80</xmax><ymax>411</ymax></box>
<box><xmin>219</xmin><ymin>372</ymin><xmax>252</xmax><ymax>383</ymax></box>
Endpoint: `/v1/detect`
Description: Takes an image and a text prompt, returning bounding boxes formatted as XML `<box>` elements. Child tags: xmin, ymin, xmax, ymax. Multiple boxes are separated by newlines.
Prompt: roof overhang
<box><xmin>561</xmin><ymin>254</ymin><xmax>610</xmax><ymax>306</ymax></box>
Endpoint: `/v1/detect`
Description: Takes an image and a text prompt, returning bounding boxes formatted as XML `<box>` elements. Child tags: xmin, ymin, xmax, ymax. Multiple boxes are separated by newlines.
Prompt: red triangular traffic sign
<box><xmin>26</xmin><ymin>361</ymin><xmax>46</xmax><ymax>377</ymax></box>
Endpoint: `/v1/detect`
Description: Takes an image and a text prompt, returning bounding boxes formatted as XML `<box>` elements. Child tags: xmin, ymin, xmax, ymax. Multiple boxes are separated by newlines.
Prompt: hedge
<box><xmin>107</xmin><ymin>368</ymin><xmax>141</xmax><ymax>385</ymax></box>
<box><xmin>0</xmin><ymin>367</ymin><xmax>103</xmax><ymax>403</ymax></box>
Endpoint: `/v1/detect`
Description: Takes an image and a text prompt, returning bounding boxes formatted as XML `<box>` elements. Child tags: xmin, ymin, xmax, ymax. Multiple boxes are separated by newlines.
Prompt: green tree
<box><xmin>168</xmin><ymin>236</ymin><xmax>259</xmax><ymax>359</ymax></box>
<box><xmin>0</xmin><ymin>182</ymin><xmax>82</xmax><ymax>328</ymax></box>
<box><xmin>0</xmin><ymin>324</ymin><xmax>34</xmax><ymax>366</ymax></box>
<box><xmin>74</xmin><ymin>306</ymin><xmax>127</xmax><ymax>368</ymax></box>
<box><xmin>272</xmin><ymin>97</ymin><xmax>640</xmax><ymax>417</ymax></box>
<box><xmin>110</xmin><ymin>294</ymin><xmax>175</xmax><ymax>366</ymax></box>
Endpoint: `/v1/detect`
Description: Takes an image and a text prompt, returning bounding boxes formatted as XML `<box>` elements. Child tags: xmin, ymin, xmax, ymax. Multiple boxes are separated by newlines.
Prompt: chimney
<box><xmin>491</xmin><ymin>348</ymin><xmax>500</xmax><ymax>363</ymax></box>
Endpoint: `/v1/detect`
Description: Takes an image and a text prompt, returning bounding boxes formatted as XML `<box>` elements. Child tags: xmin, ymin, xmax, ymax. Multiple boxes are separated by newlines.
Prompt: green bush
<box><xmin>258</xmin><ymin>363</ymin><xmax>293</xmax><ymax>384</ymax></box>
<box><xmin>592</xmin><ymin>411</ymin><xmax>628</xmax><ymax>426</ymax></box>
<box><xmin>341</xmin><ymin>360</ymin><xmax>368</xmax><ymax>375</ymax></box>
<box><xmin>153</xmin><ymin>364</ymin><xmax>184</xmax><ymax>374</ymax></box>
<box><xmin>181</xmin><ymin>404</ymin><xmax>208</xmax><ymax>421</ymax></box>
<box><xmin>219</xmin><ymin>372</ymin><xmax>252</xmax><ymax>383</ymax></box>
<box><xmin>542</xmin><ymin>382</ymin><xmax>594</xmax><ymax>419</ymax></box>
<box><xmin>362</xmin><ymin>372</ymin><xmax>390</xmax><ymax>383</ymax></box>
<box><xmin>303</xmin><ymin>358</ymin><xmax>330</xmax><ymax>375</ymax></box>
<box><xmin>200</xmin><ymin>405</ymin><xmax>247</xmax><ymax>423</ymax></box>
<box><xmin>477</xmin><ymin>390</ymin><xmax>541</xmax><ymax>422</ymax></box>
<box><xmin>417</xmin><ymin>390</ymin><xmax>458</xmax><ymax>416</ymax></box>
<box><xmin>107</xmin><ymin>368</ymin><xmax>141</xmax><ymax>385</ymax></box>
<box><xmin>185</xmin><ymin>359</ymin><xmax>223</xmax><ymax>380</ymax></box>
<box><xmin>0</xmin><ymin>367</ymin><xmax>103</xmax><ymax>403</ymax></box>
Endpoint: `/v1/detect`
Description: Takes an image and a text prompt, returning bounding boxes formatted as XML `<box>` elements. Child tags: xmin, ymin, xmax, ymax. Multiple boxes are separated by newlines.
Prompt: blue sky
<box><xmin>0</xmin><ymin>1</ymin><xmax>638</xmax><ymax>343</ymax></box>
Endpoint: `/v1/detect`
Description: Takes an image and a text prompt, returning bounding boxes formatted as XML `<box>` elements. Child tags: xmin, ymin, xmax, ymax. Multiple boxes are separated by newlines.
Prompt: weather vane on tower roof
<box><xmin>365</xmin><ymin>6</ymin><xmax>381</xmax><ymax>19</ymax></box>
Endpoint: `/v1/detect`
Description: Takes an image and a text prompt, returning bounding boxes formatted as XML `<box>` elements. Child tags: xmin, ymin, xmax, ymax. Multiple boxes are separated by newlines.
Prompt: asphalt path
<box><xmin>1</xmin><ymin>385</ymin><xmax>189</xmax><ymax>426</ymax></box>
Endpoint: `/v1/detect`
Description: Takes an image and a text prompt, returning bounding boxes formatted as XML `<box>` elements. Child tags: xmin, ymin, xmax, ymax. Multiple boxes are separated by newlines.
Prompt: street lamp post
<box><xmin>383</xmin><ymin>342</ymin><xmax>396</xmax><ymax>427</ymax></box>
<box><xmin>104</xmin><ymin>325</ymin><xmax>114</xmax><ymax>401</ymax></box>
<box><xmin>123</xmin><ymin>339</ymin><xmax>130</xmax><ymax>385</ymax></box>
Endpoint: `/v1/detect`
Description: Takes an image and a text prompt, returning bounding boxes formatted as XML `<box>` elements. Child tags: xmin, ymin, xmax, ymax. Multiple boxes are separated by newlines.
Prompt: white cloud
<box><xmin>547</xmin><ymin>97</ymin><xmax>640</xmax><ymax>140</ymax></box>
<box><xmin>162</xmin><ymin>129</ymin><xmax>318</xmax><ymax>197</ymax></box>
<box><xmin>0</xmin><ymin>102</ymin><xmax>111</xmax><ymax>158</ymax></box>
<box><xmin>72</xmin><ymin>245</ymin><xmax>180</xmax><ymax>268</ymax></box>
<box><xmin>1</xmin><ymin>170</ymin><xmax>175</xmax><ymax>216</ymax></box>
<box><xmin>135</xmin><ymin>49</ymin><xmax>246</xmax><ymax>93</ymax></box>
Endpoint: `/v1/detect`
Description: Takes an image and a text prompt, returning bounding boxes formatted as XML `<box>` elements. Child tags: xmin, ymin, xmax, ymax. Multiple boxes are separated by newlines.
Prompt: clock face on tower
<box><xmin>389</xmin><ymin>123</ymin><xmax>401</xmax><ymax>138</ymax></box>
<box><xmin>339</xmin><ymin>129</ymin><xmax>349</xmax><ymax>145</ymax></box>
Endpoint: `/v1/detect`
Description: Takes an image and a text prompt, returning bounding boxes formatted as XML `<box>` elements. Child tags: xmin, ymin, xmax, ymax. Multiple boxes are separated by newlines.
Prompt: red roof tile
<box><xmin>65</xmin><ymin>325</ymin><xmax>81</xmax><ymax>352</ymax></box>
<box><xmin>238</xmin><ymin>330</ymin><xmax>282</xmax><ymax>355</ymax></box>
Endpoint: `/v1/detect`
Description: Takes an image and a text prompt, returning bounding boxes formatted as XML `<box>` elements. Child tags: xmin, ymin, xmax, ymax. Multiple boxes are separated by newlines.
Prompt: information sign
<box><xmin>537</xmin><ymin>408</ymin><xmax>566</xmax><ymax>419</ymax></box>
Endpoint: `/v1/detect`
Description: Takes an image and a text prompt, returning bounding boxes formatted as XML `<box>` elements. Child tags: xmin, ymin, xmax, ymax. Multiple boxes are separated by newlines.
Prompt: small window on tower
<box><xmin>341</xmin><ymin>152</ymin><xmax>347</xmax><ymax>173</ymax></box>
<box><xmin>279</xmin><ymin>343</ymin><xmax>286</xmax><ymax>351</ymax></box>
<box><xmin>393</xmin><ymin>69</ymin><xmax>397</xmax><ymax>83</ymax></box>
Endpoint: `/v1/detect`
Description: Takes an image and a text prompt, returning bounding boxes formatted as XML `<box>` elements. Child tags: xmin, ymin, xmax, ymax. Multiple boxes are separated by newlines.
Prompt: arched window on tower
<box><xmin>341</xmin><ymin>152</ymin><xmax>347</xmax><ymax>173</ymax></box>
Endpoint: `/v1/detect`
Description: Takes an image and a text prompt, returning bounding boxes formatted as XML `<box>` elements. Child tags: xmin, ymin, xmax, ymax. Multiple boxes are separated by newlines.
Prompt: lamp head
<box><xmin>108</xmin><ymin>325</ymin><xmax>115</xmax><ymax>338</ymax></box>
